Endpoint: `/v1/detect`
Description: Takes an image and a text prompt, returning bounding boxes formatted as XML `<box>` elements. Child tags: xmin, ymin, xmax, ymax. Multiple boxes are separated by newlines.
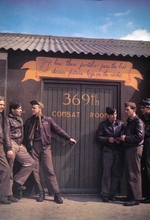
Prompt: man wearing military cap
<box><xmin>120</xmin><ymin>102</ymin><xmax>145</xmax><ymax>206</ymax></box>
<box><xmin>4</xmin><ymin>101</ymin><xmax>35</xmax><ymax>200</ymax></box>
<box><xmin>140</xmin><ymin>98</ymin><xmax>150</xmax><ymax>108</ymax></box>
<box><xmin>97</xmin><ymin>106</ymin><xmax>125</xmax><ymax>202</ymax></box>
<box><xmin>24</xmin><ymin>100</ymin><xmax>77</xmax><ymax>204</ymax></box>
<box><xmin>139</xmin><ymin>98</ymin><xmax>150</xmax><ymax>203</ymax></box>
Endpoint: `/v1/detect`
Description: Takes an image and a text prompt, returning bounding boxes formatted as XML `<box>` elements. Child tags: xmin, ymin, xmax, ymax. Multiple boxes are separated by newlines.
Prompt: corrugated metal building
<box><xmin>0</xmin><ymin>32</ymin><xmax>150</xmax><ymax>194</ymax></box>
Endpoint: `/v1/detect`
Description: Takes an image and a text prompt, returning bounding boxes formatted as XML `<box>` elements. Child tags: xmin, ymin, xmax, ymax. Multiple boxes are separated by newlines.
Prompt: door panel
<box><xmin>79</xmin><ymin>85</ymin><xmax>118</xmax><ymax>191</ymax></box>
<box><xmin>43</xmin><ymin>81</ymin><xmax>119</xmax><ymax>193</ymax></box>
<box><xmin>43</xmin><ymin>83</ymin><xmax>81</xmax><ymax>190</ymax></box>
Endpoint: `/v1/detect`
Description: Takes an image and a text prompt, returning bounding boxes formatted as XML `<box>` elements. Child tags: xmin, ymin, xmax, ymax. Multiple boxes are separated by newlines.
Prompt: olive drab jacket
<box><xmin>97</xmin><ymin>118</ymin><xmax>125</xmax><ymax>148</ymax></box>
<box><xmin>123</xmin><ymin>115</ymin><xmax>145</xmax><ymax>148</ymax></box>
<box><xmin>4</xmin><ymin>113</ymin><xmax>24</xmax><ymax>151</ymax></box>
<box><xmin>23</xmin><ymin>115</ymin><xmax>70</xmax><ymax>151</ymax></box>
<box><xmin>141</xmin><ymin>113</ymin><xmax>150</xmax><ymax>139</ymax></box>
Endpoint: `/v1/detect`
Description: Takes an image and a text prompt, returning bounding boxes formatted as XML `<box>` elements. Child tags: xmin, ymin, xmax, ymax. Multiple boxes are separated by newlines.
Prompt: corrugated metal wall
<box><xmin>43</xmin><ymin>80</ymin><xmax>119</xmax><ymax>193</ymax></box>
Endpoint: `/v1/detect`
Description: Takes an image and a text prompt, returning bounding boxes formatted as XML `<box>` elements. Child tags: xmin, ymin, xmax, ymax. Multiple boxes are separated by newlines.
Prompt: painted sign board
<box><xmin>21</xmin><ymin>57</ymin><xmax>143</xmax><ymax>90</ymax></box>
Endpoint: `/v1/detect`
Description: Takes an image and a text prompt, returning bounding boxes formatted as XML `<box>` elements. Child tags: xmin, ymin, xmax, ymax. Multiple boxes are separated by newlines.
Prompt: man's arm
<box><xmin>97</xmin><ymin>122</ymin><xmax>110</xmax><ymax>144</ymax></box>
<box><xmin>4</xmin><ymin>117</ymin><xmax>14</xmax><ymax>158</ymax></box>
<box><xmin>49</xmin><ymin>117</ymin><xmax>76</xmax><ymax>144</ymax></box>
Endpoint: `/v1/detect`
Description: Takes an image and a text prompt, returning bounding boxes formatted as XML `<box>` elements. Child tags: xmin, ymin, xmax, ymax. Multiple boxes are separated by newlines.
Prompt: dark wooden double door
<box><xmin>43</xmin><ymin>80</ymin><xmax>119</xmax><ymax>193</ymax></box>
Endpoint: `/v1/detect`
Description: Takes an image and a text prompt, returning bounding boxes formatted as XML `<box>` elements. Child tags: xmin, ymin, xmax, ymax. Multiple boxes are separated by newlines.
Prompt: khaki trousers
<box><xmin>31</xmin><ymin>140</ymin><xmax>60</xmax><ymax>194</ymax></box>
<box><xmin>0</xmin><ymin>143</ymin><xmax>11</xmax><ymax>199</ymax></box>
<box><xmin>125</xmin><ymin>146</ymin><xmax>143</xmax><ymax>200</ymax></box>
<box><xmin>8</xmin><ymin>140</ymin><xmax>35</xmax><ymax>194</ymax></box>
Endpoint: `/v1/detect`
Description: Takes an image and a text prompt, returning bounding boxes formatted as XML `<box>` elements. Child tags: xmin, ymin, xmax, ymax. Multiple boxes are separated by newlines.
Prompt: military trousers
<box><xmin>101</xmin><ymin>146</ymin><xmax>124</xmax><ymax>197</ymax></box>
<box><xmin>143</xmin><ymin>137</ymin><xmax>150</xmax><ymax>196</ymax></box>
<box><xmin>125</xmin><ymin>146</ymin><xmax>143</xmax><ymax>201</ymax></box>
<box><xmin>0</xmin><ymin>143</ymin><xmax>11</xmax><ymax>199</ymax></box>
<box><xmin>8</xmin><ymin>140</ymin><xmax>35</xmax><ymax>195</ymax></box>
<box><xmin>31</xmin><ymin>140</ymin><xmax>60</xmax><ymax>194</ymax></box>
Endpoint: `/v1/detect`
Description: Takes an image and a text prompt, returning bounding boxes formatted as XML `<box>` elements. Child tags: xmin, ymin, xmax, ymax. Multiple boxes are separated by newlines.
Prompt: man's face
<box><xmin>0</xmin><ymin>100</ymin><xmax>5</xmax><ymax>113</ymax></box>
<box><xmin>107</xmin><ymin>111</ymin><xmax>117</xmax><ymax>122</ymax></box>
<box><xmin>125</xmin><ymin>106</ymin><xmax>135</xmax><ymax>118</ymax></box>
<box><xmin>31</xmin><ymin>104</ymin><xmax>41</xmax><ymax>116</ymax></box>
<box><xmin>12</xmin><ymin>106</ymin><xmax>22</xmax><ymax>116</ymax></box>
<box><xmin>140</xmin><ymin>105</ymin><xmax>150</xmax><ymax>115</ymax></box>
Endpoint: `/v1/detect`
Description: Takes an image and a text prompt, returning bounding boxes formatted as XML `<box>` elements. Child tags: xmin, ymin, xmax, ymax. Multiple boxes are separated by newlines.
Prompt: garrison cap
<box><xmin>124</xmin><ymin>102</ymin><xmax>136</xmax><ymax>109</ymax></box>
<box><xmin>9</xmin><ymin>101</ymin><xmax>21</xmax><ymax>111</ymax></box>
<box><xmin>30</xmin><ymin>100</ymin><xmax>44</xmax><ymax>109</ymax></box>
<box><xmin>139</xmin><ymin>98</ymin><xmax>150</xmax><ymax>108</ymax></box>
<box><xmin>106</xmin><ymin>107</ymin><xmax>117</xmax><ymax>115</ymax></box>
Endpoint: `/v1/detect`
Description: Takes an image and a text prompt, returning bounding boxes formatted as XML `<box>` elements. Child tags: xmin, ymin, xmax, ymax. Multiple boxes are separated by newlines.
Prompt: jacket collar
<box><xmin>8</xmin><ymin>113</ymin><xmax>23</xmax><ymax>125</ymax></box>
<box><xmin>127</xmin><ymin>115</ymin><xmax>138</xmax><ymax>122</ymax></box>
<box><xmin>106</xmin><ymin>118</ymin><xmax>118</xmax><ymax>126</ymax></box>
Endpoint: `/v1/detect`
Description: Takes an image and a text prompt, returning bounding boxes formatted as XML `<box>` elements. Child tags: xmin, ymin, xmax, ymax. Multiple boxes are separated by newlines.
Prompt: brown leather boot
<box><xmin>54</xmin><ymin>193</ymin><xmax>63</xmax><ymax>204</ymax></box>
<box><xmin>36</xmin><ymin>192</ymin><xmax>45</xmax><ymax>202</ymax></box>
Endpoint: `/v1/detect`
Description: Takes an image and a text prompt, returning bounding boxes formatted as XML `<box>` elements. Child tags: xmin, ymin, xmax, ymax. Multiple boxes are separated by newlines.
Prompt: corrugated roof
<box><xmin>0</xmin><ymin>32</ymin><xmax>150</xmax><ymax>57</ymax></box>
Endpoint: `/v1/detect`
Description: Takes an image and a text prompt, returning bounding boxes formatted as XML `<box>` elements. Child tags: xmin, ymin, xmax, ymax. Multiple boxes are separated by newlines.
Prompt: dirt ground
<box><xmin>0</xmin><ymin>194</ymin><xmax>149</xmax><ymax>220</ymax></box>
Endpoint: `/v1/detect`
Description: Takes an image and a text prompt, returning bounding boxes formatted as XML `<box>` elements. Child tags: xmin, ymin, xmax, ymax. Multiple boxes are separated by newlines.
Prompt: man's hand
<box><xmin>7</xmin><ymin>150</ymin><xmax>14</xmax><ymax>159</ymax></box>
<box><xmin>115</xmin><ymin>137</ymin><xmax>121</xmax><ymax>144</ymax></box>
<box><xmin>108</xmin><ymin>137</ymin><xmax>115</xmax><ymax>143</ymax></box>
<box><xmin>69</xmin><ymin>138</ymin><xmax>77</xmax><ymax>145</ymax></box>
<box><xmin>120</xmin><ymin>135</ymin><xmax>126</xmax><ymax>141</ymax></box>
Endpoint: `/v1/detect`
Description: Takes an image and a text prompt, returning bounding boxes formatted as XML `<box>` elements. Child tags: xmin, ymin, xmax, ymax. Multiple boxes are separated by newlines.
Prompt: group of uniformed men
<box><xmin>0</xmin><ymin>96</ymin><xmax>149</xmax><ymax>207</ymax></box>
<box><xmin>97</xmin><ymin>98</ymin><xmax>150</xmax><ymax>206</ymax></box>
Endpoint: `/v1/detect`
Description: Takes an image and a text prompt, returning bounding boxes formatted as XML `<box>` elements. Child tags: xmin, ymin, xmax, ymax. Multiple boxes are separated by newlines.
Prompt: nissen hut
<box><xmin>0</xmin><ymin>33</ymin><xmax>150</xmax><ymax>194</ymax></box>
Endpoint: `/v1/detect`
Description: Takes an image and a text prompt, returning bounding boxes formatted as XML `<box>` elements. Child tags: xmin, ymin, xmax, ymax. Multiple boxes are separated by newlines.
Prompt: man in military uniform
<box><xmin>0</xmin><ymin>96</ymin><xmax>12</xmax><ymax>204</ymax></box>
<box><xmin>120</xmin><ymin>102</ymin><xmax>145</xmax><ymax>206</ymax></box>
<box><xmin>5</xmin><ymin>101</ymin><xmax>35</xmax><ymax>199</ymax></box>
<box><xmin>97</xmin><ymin>107</ymin><xmax>125</xmax><ymax>202</ymax></box>
<box><xmin>139</xmin><ymin>98</ymin><xmax>150</xmax><ymax>203</ymax></box>
<box><xmin>24</xmin><ymin>100</ymin><xmax>76</xmax><ymax>204</ymax></box>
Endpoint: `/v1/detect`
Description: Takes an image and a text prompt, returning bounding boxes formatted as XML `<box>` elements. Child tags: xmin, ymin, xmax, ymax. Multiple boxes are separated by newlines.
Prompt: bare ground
<box><xmin>0</xmin><ymin>194</ymin><xmax>149</xmax><ymax>220</ymax></box>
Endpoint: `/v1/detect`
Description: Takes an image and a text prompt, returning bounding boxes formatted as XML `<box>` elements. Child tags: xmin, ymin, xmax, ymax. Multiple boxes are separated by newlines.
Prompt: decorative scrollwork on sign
<box><xmin>21</xmin><ymin>57</ymin><xmax>143</xmax><ymax>91</ymax></box>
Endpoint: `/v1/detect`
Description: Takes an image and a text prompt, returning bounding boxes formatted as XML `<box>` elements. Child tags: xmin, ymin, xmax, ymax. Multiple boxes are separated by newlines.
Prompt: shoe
<box><xmin>124</xmin><ymin>200</ymin><xmax>140</xmax><ymax>206</ymax></box>
<box><xmin>13</xmin><ymin>181</ymin><xmax>26</xmax><ymax>191</ymax></box>
<box><xmin>109</xmin><ymin>196</ymin><xmax>116</xmax><ymax>201</ymax></box>
<box><xmin>140</xmin><ymin>198</ymin><xmax>150</xmax><ymax>203</ymax></box>
<box><xmin>1</xmin><ymin>200</ymin><xmax>11</xmax><ymax>204</ymax></box>
<box><xmin>54</xmin><ymin>193</ymin><xmax>63</xmax><ymax>204</ymax></box>
<box><xmin>13</xmin><ymin>181</ymin><xmax>26</xmax><ymax>199</ymax></box>
<box><xmin>13</xmin><ymin>190</ymin><xmax>23</xmax><ymax>199</ymax></box>
<box><xmin>36</xmin><ymin>193</ymin><xmax>45</xmax><ymax>202</ymax></box>
<box><xmin>102</xmin><ymin>196</ymin><xmax>109</xmax><ymax>202</ymax></box>
<box><xmin>1</xmin><ymin>197</ymin><xmax>11</xmax><ymax>205</ymax></box>
<box><xmin>8</xmin><ymin>195</ymin><xmax>18</xmax><ymax>203</ymax></box>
